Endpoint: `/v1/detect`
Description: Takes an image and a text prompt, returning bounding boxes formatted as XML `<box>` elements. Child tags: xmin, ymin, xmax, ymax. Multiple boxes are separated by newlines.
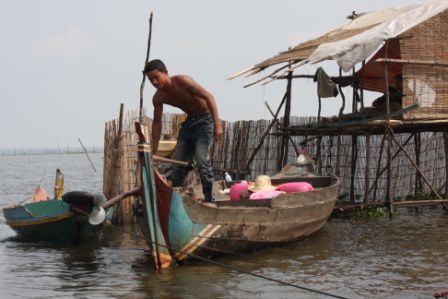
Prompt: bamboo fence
<box><xmin>104</xmin><ymin>105</ymin><xmax>448</xmax><ymax>224</ymax></box>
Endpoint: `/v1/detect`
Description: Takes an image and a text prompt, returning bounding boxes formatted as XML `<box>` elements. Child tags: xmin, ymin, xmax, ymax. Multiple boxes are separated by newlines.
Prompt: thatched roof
<box><xmin>230</xmin><ymin>0</ymin><xmax>448</xmax><ymax>83</ymax></box>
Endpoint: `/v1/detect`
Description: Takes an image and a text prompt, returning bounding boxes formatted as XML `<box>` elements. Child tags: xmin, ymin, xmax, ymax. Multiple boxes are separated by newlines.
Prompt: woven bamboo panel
<box><xmin>401</xmin><ymin>9</ymin><xmax>448</xmax><ymax>120</ymax></box>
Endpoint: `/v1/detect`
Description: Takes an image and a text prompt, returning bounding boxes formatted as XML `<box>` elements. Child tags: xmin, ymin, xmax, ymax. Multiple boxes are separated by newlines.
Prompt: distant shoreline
<box><xmin>0</xmin><ymin>147</ymin><xmax>104</xmax><ymax>156</ymax></box>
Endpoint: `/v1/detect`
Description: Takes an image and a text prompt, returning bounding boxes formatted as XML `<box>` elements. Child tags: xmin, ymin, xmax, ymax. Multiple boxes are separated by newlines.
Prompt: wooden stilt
<box><xmin>383</xmin><ymin>40</ymin><xmax>393</xmax><ymax>218</ymax></box>
<box><xmin>317</xmin><ymin>136</ymin><xmax>322</xmax><ymax>175</ymax></box>
<box><xmin>350</xmin><ymin>134</ymin><xmax>358</xmax><ymax>203</ymax></box>
<box><xmin>279</xmin><ymin>69</ymin><xmax>293</xmax><ymax>169</ymax></box>
<box><xmin>335</xmin><ymin>134</ymin><xmax>341</xmax><ymax>177</ymax></box>
<box><xmin>414</xmin><ymin>132</ymin><xmax>422</xmax><ymax>194</ymax></box>
<box><xmin>373</xmin><ymin>133</ymin><xmax>386</xmax><ymax>202</ymax></box>
<box><xmin>364</xmin><ymin>134</ymin><xmax>370</xmax><ymax>203</ymax></box>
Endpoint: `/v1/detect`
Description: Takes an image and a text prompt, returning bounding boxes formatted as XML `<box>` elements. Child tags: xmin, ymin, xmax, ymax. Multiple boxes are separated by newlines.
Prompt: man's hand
<box><xmin>214</xmin><ymin>123</ymin><xmax>223</xmax><ymax>142</ymax></box>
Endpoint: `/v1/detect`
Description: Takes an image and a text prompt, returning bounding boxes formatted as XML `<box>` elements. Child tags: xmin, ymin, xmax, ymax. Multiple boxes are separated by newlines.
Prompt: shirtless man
<box><xmin>144</xmin><ymin>59</ymin><xmax>223</xmax><ymax>202</ymax></box>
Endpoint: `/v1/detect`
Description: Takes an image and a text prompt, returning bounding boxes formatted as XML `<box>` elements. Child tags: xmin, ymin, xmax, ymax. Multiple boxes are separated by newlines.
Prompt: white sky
<box><xmin>0</xmin><ymin>0</ymin><xmax>419</xmax><ymax>149</ymax></box>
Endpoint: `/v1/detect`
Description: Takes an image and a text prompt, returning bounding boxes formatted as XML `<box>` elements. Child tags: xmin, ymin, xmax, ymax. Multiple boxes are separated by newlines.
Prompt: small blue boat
<box><xmin>3</xmin><ymin>191</ymin><xmax>107</xmax><ymax>243</ymax></box>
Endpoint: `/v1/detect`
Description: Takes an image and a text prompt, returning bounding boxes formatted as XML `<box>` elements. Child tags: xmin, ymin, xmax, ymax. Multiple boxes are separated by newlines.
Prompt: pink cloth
<box><xmin>249</xmin><ymin>190</ymin><xmax>285</xmax><ymax>200</ymax></box>
<box><xmin>277</xmin><ymin>182</ymin><xmax>314</xmax><ymax>193</ymax></box>
<box><xmin>229</xmin><ymin>182</ymin><xmax>249</xmax><ymax>200</ymax></box>
<box><xmin>32</xmin><ymin>185</ymin><xmax>50</xmax><ymax>202</ymax></box>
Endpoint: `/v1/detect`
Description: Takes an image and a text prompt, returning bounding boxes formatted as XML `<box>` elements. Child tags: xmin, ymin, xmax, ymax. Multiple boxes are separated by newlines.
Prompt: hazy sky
<box><xmin>0</xmin><ymin>0</ymin><xmax>418</xmax><ymax>149</ymax></box>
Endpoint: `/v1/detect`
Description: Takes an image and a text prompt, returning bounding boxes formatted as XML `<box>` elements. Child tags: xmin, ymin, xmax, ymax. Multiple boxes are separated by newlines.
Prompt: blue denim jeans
<box><xmin>171</xmin><ymin>113</ymin><xmax>215</xmax><ymax>202</ymax></box>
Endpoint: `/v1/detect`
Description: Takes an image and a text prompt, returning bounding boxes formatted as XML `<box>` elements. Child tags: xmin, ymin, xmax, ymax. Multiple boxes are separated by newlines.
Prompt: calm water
<box><xmin>0</xmin><ymin>153</ymin><xmax>447</xmax><ymax>299</ymax></box>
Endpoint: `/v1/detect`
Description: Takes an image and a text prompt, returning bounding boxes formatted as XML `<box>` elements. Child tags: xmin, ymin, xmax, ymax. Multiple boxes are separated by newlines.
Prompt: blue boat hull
<box><xmin>3</xmin><ymin>200</ymin><xmax>79</xmax><ymax>243</ymax></box>
<box><xmin>3</xmin><ymin>191</ymin><xmax>106</xmax><ymax>243</ymax></box>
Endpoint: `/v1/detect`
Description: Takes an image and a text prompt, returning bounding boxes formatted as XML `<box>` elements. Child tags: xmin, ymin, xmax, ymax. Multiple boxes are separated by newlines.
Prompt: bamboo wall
<box><xmin>402</xmin><ymin>9</ymin><xmax>448</xmax><ymax>120</ymax></box>
<box><xmin>104</xmin><ymin>108</ymin><xmax>448</xmax><ymax>222</ymax></box>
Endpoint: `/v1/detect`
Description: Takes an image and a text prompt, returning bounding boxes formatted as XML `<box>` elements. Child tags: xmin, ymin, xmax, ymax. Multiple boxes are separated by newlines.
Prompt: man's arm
<box><xmin>151</xmin><ymin>95</ymin><xmax>163</xmax><ymax>154</ymax></box>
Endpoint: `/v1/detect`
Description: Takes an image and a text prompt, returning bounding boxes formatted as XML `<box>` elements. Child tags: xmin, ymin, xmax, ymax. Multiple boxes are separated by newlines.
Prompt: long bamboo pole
<box><xmin>78</xmin><ymin>138</ymin><xmax>97</xmax><ymax>172</ymax></box>
<box><xmin>139</xmin><ymin>12</ymin><xmax>154</xmax><ymax>122</ymax></box>
<box><xmin>279</xmin><ymin>68</ymin><xmax>293</xmax><ymax>169</ymax></box>
<box><xmin>383</xmin><ymin>39</ymin><xmax>393</xmax><ymax>217</ymax></box>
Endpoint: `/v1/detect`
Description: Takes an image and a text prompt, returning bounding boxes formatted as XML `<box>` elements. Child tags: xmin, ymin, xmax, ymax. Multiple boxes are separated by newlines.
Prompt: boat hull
<box><xmin>3</xmin><ymin>191</ymin><xmax>105</xmax><ymax>243</ymax></box>
<box><xmin>137</xmin><ymin>170</ymin><xmax>339</xmax><ymax>263</ymax></box>
<box><xmin>3</xmin><ymin>200</ymin><xmax>79</xmax><ymax>243</ymax></box>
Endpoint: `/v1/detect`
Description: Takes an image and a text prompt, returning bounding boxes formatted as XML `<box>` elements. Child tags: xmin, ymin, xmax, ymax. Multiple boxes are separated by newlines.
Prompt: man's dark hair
<box><xmin>144</xmin><ymin>59</ymin><xmax>167</xmax><ymax>74</ymax></box>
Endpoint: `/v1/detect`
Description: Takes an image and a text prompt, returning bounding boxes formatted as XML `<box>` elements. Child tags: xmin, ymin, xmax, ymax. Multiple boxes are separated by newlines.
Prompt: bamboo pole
<box><xmin>383</xmin><ymin>40</ymin><xmax>393</xmax><ymax>217</ymax></box>
<box><xmin>335</xmin><ymin>134</ymin><xmax>341</xmax><ymax>177</ymax></box>
<box><xmin>373</xmin><ymin>133</ymin><xmax>386</xmax><ymax>202</ymax></box>
<box><xmin>414</xmin><ymin>133</ymin><xmax>422</xmax><ymax>194</ymax></box>
<box><xmin>338</xmin><ymin>68</ymin><xmax>346</xmax><ymax>118</ymax></box>
<box><xmin>375</xmin><ymin>58</ymin><xmax>448</xmax><ymax>67</ymax></box>
<box><xmin>360</xmin><ymin>61</ymin><xmax>365</xmax><ymax>110</ymax></box>
<box><xmin>364</xmin><ymin>134</ymin><xmax>370</xmax><ymax>203</ymax></box>
<box><xmin>316</xmin><ymin>136</ymin><xmax>322</xmax><ymax>175</ymax></box>
<box><xmin>279</xmin><ymin>68</ymin><xmax>292</xmax><ymax>169</ymax></box>
<box><xmin>118</xmin><ymin>103</ymin><xmax>124</xmax><ymax>138</ymax></box>
<box><xmin>78</xmin><ymin>138</ymin><xmax>97</xmax><ymax>172</ymax></box>
<box><xmin>139</xmin><ymin>12</ymin><xmax>154</xmax><ymax>122</ymax></box>
<box><xmin>393</xmin><ymin>199</ymin><xmax>448</xmax><ymax>207</ymax></box>
<box><xmin>352</xmin><ymin>67</ymin><xmax>356</xmax><ymax>113</ymax></box>
<box><xmin>350</xmin><ymin>134</ymin><xmax>357</xmax><ymax>203</ymax></box>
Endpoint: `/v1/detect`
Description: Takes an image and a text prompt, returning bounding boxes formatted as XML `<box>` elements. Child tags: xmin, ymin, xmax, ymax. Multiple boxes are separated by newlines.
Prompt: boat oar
<box><xmin>89</xmin><ymin>187</ymin><xmax>141</xmax><ymax>225</ymax></box>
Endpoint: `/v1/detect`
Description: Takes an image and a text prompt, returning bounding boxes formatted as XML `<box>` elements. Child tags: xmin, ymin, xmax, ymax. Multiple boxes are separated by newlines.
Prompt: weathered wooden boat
<box><xmin>132</xmin><ymin>124</ymin><xmax>340</xmax><ymax>269</ymax></box>
<box><xmin>3</xmin><ymin>191</ymin><xmax>107</xmax><ymax>243</ymax></box>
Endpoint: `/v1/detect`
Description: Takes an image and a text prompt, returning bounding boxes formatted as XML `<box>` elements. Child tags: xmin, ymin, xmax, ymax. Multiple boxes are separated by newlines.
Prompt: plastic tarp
<box><xmin>308</xmin><ymin>0</ymin><xmax>448</xmax><ymax>72</ymax></box>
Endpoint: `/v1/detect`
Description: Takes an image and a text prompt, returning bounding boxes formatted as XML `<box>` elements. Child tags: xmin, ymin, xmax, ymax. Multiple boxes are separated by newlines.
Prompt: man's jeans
<box><xmin>171</xmin><ymin>113</ymin><xmax>215</xmax><ymax>202</ymax></box>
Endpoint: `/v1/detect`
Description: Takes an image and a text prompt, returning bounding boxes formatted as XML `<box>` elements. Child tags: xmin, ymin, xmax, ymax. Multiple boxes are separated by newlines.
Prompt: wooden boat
<box><xmin>3</xmin><ymin>191</ymin><xmax>107</xmax><ymax>243</ymax></box>
<box><xmin>133</xmin><ymin>124</ymin><xmax>340</xmax><ymax>268</ymax></box>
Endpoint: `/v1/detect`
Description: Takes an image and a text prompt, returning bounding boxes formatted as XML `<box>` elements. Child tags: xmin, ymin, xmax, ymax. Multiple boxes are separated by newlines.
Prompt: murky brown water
<box><xmin>0</xmin><ymin>153</ymin><xmax>447</xmax><ymax>299</ymax></box>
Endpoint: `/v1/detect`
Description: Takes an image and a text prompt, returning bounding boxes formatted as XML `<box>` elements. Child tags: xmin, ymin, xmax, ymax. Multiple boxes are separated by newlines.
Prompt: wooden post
<box><xmin>360</xmin><ymin>61</ymin><xmax>365</xmax><ymax>110</ymax></box>
<box><xmin>350</xmin><ymin>134</ymin><xmax>358</xmax><ymax>203</ymax></box>
<box><xmin>118</xmin><ymin>103</ymin><xmax>124</xmax><ymax>138</ymax></box>
<box><xmin>318</xmin><ymin>96</ymin><xmax>322</xmax><ymax>123</ymax></box>
<box><xmin>383</xmin><ymin>39</ymin><xmax>393</xmax><ymax>217</ymax></box>
<box><xmin>338</xmin><ymin>68</ymin><xmax>346</xmax><ymax>118</ymax></box>
<box><xmin>335</xmin><ymin>134</ymin><xmax>341</xmax><ymax>177</ymax></box>
<box><xmin>364</xmin><ymin>134</ymin><xmax>370</xmax><ymax>203</ymax></box>
<box><xmin>316</xmin><ymin>136</ymin><xmax>322</xmax><ymax>175</ymax></box>
<box><xmin>352</xmin><ymin>67</ymin><xmax>357</xmax><ymax>113</ymax></box>
<box><xmin>414</xmin><ymin>132</ymin><xmax>422</xmax><ymax>194</ymax></box>
<box><xmin>279</xmin><ymin>69</ymin><xmax>293</xmax><ymax>169</ymax></box>
<box><xmin>373</xmin><ymin>133</ymin><xmax>386</xmax><ymax>202</ymax></box>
